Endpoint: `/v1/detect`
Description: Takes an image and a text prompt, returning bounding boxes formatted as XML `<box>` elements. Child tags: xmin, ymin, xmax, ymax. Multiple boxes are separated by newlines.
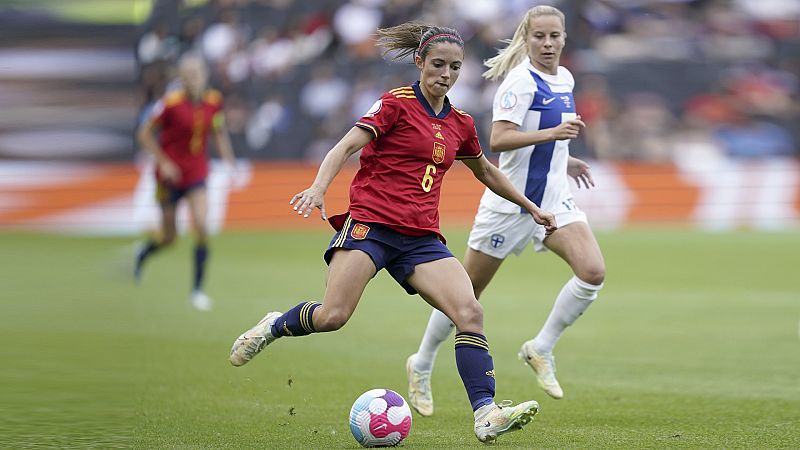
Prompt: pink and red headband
<box><xmin>418</xmin><ymin>33</ymin><xmax>463</xmax><ymax>53</ymax></box>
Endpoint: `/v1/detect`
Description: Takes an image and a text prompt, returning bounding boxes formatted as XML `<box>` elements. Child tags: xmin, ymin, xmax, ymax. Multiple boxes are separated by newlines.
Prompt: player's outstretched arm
<box><xmin>137</xmin><ymin>121</ymin><xmax>180</xmax><ymax>183</ymax></box>
<box><xmin>490</xmin><ymin>117</ymin><xmax>586</xmax><ymax>153</ymax></box>
<box><xmin>290</xmin><ymin>127</ymin><xmax>372</xmax><ymax>220</ymax></box>
<box><xmin>212</xmin><ymin>119</ymin><xmax>245</xmax><ymax>189</ymax></box>
<box><xmin>462</xmin><ymin>155</ymin><xmax>557</xmax><ymax>235</ymax></box>
<box><xmin>213</xmin><ymin>120</ymin><xmax>237</xmax><ymax>168</ymax></box>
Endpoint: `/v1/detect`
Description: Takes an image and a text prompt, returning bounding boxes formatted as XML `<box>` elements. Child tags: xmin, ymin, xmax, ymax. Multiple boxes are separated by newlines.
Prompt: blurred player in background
<box><xmin>135</xmin><ymin>53</ymin><xmax>237</xmax><ymax>311</ymax></box>
<box><xmin>229</xmin><ymin>23</ymin><xmax>557</xmax><ymax>443</ymax></box>
<box><xmin>407</xmin><ymin>5</ymin><xmax>606</xmax><ymax>415</ymax></box>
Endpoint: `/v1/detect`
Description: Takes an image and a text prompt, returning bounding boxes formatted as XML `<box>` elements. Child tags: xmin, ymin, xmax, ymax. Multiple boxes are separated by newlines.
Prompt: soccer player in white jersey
<box><xmin>406</xmin><ymin>6</ymin><xmax>606</xmax><ymax>416</ymax></box>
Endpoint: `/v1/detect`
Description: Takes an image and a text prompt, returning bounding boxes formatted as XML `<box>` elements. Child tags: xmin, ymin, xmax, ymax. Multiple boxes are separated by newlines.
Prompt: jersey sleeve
<box><xmin>455</xmin><ymin>118</ymin><xmax>483</xmax><ymax>160</ymax></box>
<box><xmin>492</xmin><ymin>70</ymin><xmax>537</xmax><ymax>126</ymax></box>
<box><xmin>147</xmin><ymin>98</ymin><xmax>167</xmax><ymax>128</ymax></box>
<box><xmin>354</xmin><ymin>92</ymin><xmax>401</xmax><ymax>139</ymax></box>
<box><xmin>212</xmin><ymin>110</ymin><xmax>225</xmax><ymax>132</ymax></box>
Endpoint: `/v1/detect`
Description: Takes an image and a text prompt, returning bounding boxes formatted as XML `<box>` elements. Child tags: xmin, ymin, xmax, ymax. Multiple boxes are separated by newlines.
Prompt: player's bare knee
<box><xmin>453</xmin><ymin>299</ymin><xmax>483</xmax><ymax>330</ymax></box>
<box><xmin>315</xmin><ymin>308</ymin><xmax>350</xmax><ymax>331</ymax></box>
<box><xmin>192</xmin><ymin>224</ymin><xmax>208</xmax><ymax>242</ymax></box>
<box><xmin>161</xmin><ymin>233</ymin><xmax>177</xmax><ymax>246</ymax></box>
<box><xmin>578</xmin><ymin>264</ymin><xmax>605</xmax><ymax>286</ymax></box>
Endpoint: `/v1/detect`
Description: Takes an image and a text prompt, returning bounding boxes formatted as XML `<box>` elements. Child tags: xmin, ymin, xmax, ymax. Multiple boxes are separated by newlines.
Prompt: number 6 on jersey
<box><xmin>421</xmin><ymin>164</ymin><xmax>437</xmax><ymax>192</ymax></box>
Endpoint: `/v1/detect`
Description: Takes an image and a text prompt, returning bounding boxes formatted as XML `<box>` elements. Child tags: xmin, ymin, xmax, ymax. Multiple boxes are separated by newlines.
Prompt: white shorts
<box><xmin>467</xmin><ymin>196</ymin><xmax>587</xmax><ymax>259</ymax></box>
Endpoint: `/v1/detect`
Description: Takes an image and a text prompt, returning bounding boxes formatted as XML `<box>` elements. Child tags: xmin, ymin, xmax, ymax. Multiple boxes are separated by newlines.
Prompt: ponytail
<box><xmin>376</xmin><ymin>22</ymin><xmax>464</xmax><ymax>61</ymax></box>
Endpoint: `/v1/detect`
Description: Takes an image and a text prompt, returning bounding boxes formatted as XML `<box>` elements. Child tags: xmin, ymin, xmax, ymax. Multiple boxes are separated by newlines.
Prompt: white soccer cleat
<box><xmin>473</xmin><ymin>400</ymin><xmax>539</xmax><ymax>443</ymax></box>
<box><xmin>190</xmin><ymin>290</ymin><xmax>213</xmax><ymax>311</ymax></box>
<box><xmin>229</xmin><ymin>311</ymin><xmax>282</xmax><ymax>367</ymax></box>
<box><xmin>519</xmin><ymin>340</ymin><xmax>564</xmax><ymax>399</ymax></box>
<box><xmin>406</xmin><ymin>354</ymin><xmax>434</xmax><ymax>417</ymax></box>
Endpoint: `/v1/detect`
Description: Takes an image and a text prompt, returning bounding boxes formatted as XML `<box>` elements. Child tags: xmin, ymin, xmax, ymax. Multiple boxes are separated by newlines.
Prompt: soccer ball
<box><xmin>349</xmin><ymin>388</ymin><xmax>412</xmax><ymax>447</ymax></box>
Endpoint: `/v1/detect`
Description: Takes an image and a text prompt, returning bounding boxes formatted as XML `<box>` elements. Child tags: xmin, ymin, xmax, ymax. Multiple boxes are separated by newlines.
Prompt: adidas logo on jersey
<box><xmin>435</xmin><ymin>131</ymin><xmax>444</xmax><ymax>139</ymax></box>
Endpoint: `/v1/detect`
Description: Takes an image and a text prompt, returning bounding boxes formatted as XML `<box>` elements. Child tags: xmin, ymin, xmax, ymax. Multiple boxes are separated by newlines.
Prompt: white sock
<box><xmin>414</xmin><ymin>308</ymin><xmax>455</xmax><ymax>373</ymax></box>
<box><xmin>532</xmin><ymin>276</ymin><xmax>603</xmax><ymax>354</ymax></box>
<box><xmin>473</xmin><ymin>401</ymin><xmax>497</xmax><ymax>420</ymax></box>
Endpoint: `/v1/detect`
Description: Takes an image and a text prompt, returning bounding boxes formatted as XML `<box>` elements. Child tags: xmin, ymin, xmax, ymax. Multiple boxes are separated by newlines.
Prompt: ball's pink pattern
<box><xmin>368</xmin><ymin>408</ymin><xmax>411</xmax><ymax>439</ymax></box>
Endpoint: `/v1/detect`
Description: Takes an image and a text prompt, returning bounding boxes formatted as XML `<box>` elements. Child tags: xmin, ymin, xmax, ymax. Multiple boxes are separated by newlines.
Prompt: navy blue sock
<box><xmin>137</xmin><ymin>240</ymin><xmax>160</xmax><ymax>264</ymax></box>
<box><xmin>271</xmin><ymin>301</ymin><xmax>321</xmax><ymax>337</ymax></box>
<box><xmin>455</xmin><ymin>332</ymin><xmax>496</xmax><ymax>411</ymax></box>
<box><xmin>193</xmin><ymin>244</ymin><xmax>208</xmax><ymax>291</ymax></box>
<box><xmin>135</xmin><ymin>240</ymin><xmax>161</xmax><ymax>281</ymax></box>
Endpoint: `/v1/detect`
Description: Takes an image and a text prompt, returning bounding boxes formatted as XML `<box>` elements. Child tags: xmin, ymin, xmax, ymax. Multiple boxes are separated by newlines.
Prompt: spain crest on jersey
<box><xmin>432</xmin><ymin>142</ymin><xmax>446</xmax><ymax>164</ymax></box>
<box><xmin>350</xmin><ymin>223</ymin><xmax>370</xmax><ymax>240</ymax></box>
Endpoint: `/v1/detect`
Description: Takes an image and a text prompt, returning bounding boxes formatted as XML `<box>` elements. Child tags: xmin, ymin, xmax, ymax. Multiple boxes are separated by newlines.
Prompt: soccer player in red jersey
<box><xmin>229</xmin><ymin>23</ymin><xmax>556</xmax><ymax>443</ymax></box>
<box><xmin>135</xmin><ymin>54</ymin><xmax>237</xmax><ymax>311</ymax></box>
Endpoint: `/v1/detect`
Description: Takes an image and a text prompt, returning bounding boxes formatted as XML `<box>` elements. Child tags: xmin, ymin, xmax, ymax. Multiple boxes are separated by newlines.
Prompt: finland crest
<box><xmin>490</xmin><ymin>234</ymin><xmax>505</xmax><ymax>248</ymax></box>
<box><xmin>432</xmin><ymin>142</ymin><xmax>446</xmax><ymax>164</ymax></box>
<box><xmin>351</xmin><ymin>223</ymin><xmax>370</xmax><ymax>240</ymax></box>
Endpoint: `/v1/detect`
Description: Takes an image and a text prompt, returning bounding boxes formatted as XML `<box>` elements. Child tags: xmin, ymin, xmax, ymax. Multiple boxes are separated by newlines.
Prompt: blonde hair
<box><xmin>376</xmin><ymin>22</ymin><xmax>463</xmax><ymax>61</ymax></box>
<box><xmin>482</xmin><ymin>5</ymin><xmax>566</xmax><ymax>81</ymax></box>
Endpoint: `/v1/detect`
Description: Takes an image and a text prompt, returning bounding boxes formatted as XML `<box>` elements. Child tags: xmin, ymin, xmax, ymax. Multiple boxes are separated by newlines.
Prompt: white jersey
<box><xmin>479</xmin><ymin>60</ymin><xmax>577</xmax><ymax>214</ymax></box>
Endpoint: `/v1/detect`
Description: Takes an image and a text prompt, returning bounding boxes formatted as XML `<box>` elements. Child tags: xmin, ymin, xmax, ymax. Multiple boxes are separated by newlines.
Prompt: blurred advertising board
<box><xmin>1</xmin><ymin>159</ymin><xmax>798</xmax><ymax>234</ymax></box>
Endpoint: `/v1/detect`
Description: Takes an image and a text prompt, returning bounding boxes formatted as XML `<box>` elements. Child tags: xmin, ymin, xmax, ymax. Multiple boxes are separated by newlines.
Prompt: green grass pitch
<box><xmin>1</xmin><ymin>229</ymin><xmax>798</xmax><ymax>448</ymax></box>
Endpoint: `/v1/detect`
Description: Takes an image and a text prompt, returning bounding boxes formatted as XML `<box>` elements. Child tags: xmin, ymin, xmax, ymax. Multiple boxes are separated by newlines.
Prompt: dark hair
<box><xmin>375</xmin><ymin>22</ymin><xmax>464</xmax><ymax>61</ymax></box>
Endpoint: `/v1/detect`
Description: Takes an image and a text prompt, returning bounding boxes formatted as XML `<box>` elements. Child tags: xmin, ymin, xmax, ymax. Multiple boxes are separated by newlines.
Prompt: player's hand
<box><xmin>551</xmin><ymin>115</ymin><xmax>585</xmax><ymax>141</ymax></box>
<box><xmin>159</xmin><ymin>160</ymin><xmax>181</xmax><ymax>183</ymax></box>
<box><xmin>290</xmin><ymin>185</ymin><xmax>327</xmax><ymax>220</ymax></box>
<box><xmin>567</xmin><ymin>156</ymin><xmax>595</xmax><ymax>189</ymax></box>
<box><xmin>529</xmin><ymin>207</ymin><xmax>557</xmax><ymax>236</ymax></box>
<box><xmin>226</xmin><ymin>163</ymin><xmax>247</xmax><ymax>191</ymax></box>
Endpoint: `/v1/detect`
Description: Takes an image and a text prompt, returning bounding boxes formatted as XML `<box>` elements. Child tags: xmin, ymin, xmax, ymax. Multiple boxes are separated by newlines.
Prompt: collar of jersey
<box><xmin>412</xmin><ymin>81</ymin><xmax>451</xmax><ymax>119</ymax></box>
<box><xmin>526</xmin><ymin>60</ymin><xmax>562</xmax><ymax>85</ymax></box>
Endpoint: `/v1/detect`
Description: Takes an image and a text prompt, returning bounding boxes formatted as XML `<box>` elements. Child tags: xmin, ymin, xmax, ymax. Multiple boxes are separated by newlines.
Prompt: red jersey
<box><xmin>148</xmin><ymin>89</ymin><xmax>224</xmax><ymax>189</ymax></box>
<box><xmin>337</xmin><ymin>81</ymin><xmax>483</xmax><ymax>240</ymax></box>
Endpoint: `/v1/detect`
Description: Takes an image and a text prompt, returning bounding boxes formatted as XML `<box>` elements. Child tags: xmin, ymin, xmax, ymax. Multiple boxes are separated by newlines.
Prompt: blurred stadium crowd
<box><xmin>136</xmin><ymin>0</ymin><xmax>800</xmax><ymax>162</ymax></box>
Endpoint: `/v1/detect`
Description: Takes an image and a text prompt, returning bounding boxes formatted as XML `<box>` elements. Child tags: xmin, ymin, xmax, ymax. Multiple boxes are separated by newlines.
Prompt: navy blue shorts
<box><xmin>323</xmin><ymin>216</ymin><xmax>453</xmax><ymax>295</ymax></box>
<box><xmin>156</xmin><ymin>180</ymin><xmax>205</xmax><ymax>206</ymax></box>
